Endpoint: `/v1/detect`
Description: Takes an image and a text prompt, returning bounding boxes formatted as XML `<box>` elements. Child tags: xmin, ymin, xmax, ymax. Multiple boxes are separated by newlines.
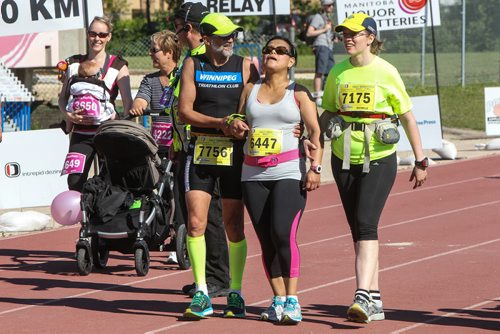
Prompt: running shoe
<box><xmin>260</xmin><ymin>296</ymin><xmax>285</xmax><ymax>322</ymax></box>
<box><xmin>166</xmin><ymin>252</ymin><xmax>178</xmax><ymax>264</ymax></box>
<box><xmin>369</xmin><ymin>301</ymin><xmax>385</xmax><ymax>321</ymax></box>
<box><xmin>223</xmin><ymin>292</ymin><xmax>246</xmax><ymax>318</ymax></box>
<box><xmin>281</xmin><ymin>298</ymin><xmax>302</xmax><ymax>325</ymax></box>
<box><xmin>183</xmin><ymin>291</ymin><xmax>213</xmax><ymax>319</ymax></box>
<box><xmin>347</xmin><ymin>295</ymin><xmax>370</xmax><ymax>323</ymax></box>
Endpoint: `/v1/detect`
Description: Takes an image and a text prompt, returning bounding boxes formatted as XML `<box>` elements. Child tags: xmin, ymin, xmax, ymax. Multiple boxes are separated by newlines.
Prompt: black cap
<box><xmin>175</xmin><ymin>2</ymin><xmax>210</xmax><ymax>24</ymax></box>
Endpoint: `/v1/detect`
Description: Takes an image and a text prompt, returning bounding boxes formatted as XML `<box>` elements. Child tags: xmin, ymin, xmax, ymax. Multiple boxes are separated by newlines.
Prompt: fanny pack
<box><xmin>322</xmin><ymin>111</ymin><xmax>399</xmax><ymax>173</ymax></box>
<box><xmin>244</xmin><ymin>149</ymin><xmax>302</xmax><ymax>168</ymax></box>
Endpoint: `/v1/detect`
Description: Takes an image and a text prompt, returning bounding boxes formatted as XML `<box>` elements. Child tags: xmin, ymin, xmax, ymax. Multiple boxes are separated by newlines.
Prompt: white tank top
<box><xmin>241</xmin><ymin>80</ymin><xmax>306</xmax><ymax>182</ymax></box>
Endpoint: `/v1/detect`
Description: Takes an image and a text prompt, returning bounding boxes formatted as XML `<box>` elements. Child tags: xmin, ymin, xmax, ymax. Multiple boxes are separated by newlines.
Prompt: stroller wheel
<box><xmin>91</xmin><ymin>237</ymin><xmax>109</xmax><ymax>269</ymax></box>
<box><xmin>134</xmin><ymin>245</ymin><xmax>150</xmax><ymax>276</ymax></box>
<box><xmin>175</xmin><ymin>224</ymin><xmax>191</xmax><ymax>270</ymax></box>
<box><xmin>76</xmin><ymin>247</ymin><xmax>93</xmax><ymax>276</ymax></box>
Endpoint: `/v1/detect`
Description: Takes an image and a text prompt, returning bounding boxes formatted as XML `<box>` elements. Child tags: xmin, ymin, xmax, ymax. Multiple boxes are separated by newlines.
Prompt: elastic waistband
<box><xmin>338</xmin><ymin>111</ymin><xmax>388</xmax><ymax>119</ymax></box>
<box><xmin>244</xmin><ymin>149</ymin><xmax>301</xmax><ymax>168</ymax></box>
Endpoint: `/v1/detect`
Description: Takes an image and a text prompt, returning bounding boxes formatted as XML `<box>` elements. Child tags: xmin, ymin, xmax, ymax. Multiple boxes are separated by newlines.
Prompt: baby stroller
<box><xmin>75</xmin><ymin>119</ymin><xmax>190</xmax><ymax>276</ymax></box>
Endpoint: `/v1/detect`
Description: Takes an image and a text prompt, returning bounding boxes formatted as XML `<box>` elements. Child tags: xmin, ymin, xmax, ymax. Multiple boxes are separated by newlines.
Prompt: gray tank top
<box><xmin>241</xmin><ymin>80</ymin><xmax>306</xmax><ymax>182</ymax></box>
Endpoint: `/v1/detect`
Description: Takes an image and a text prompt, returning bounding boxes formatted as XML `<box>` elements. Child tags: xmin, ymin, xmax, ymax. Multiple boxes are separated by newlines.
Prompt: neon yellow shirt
<box><xmin>171</xmin><ymin>43</ymin><xmax>206</xmax><ymax>152</ymax></box>
<box><xmin>322</xmin><ymin>56</ymin><xmax>412</xmax><ymax>164</ymax></box>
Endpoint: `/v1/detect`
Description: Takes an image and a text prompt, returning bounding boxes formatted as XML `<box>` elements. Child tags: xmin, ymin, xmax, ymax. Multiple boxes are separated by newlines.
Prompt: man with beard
<box><xmin>178</xmin><ymin>13</ymin><xmax>259</xmax><ymax>319</ymax></box>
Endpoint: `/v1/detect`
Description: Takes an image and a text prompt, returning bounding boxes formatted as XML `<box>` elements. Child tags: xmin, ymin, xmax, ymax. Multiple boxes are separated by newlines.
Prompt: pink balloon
<box><xmin>51</xmin><ymin>190</ymin><xmax>83</xmax><ymax>226</ymax></box>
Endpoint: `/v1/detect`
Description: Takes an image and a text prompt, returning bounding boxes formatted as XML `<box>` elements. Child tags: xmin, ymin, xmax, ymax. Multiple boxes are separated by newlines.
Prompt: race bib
<box><xmin>72</xmin><ymin>94</ymin><xmax>101</xmax><ymax>117</ymax></box>
<box><xmin>339</xmin><ymin>84</ymin><xmax>376</xmax><ymax>112</ymax></box>
<box><xmin>151</xmin><ymin>122</ymin><xmax>173</xmax><ymax>147</ymax></box>
<box><xmin>194</xmin><ymin>136</ymin><xmax>233</xmax><ymax>166</ymax></box>
<box><xmin>61</xmin><ymin>152</ymin><xmax>86</xmax><ymax>175</ymax></box>
<box><xmin>248</xmin><ymin>128</ymin><xmax>283</xmax><ymax>157</ymax></box>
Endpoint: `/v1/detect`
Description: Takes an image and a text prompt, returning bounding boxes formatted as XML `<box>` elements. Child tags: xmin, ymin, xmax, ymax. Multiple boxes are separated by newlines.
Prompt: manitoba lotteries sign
<box><xmin>0</xmin><ymin>0</ymin><xmax>103</xmax><ymax>37</ymax></box>
<box><xmin>336</xmin><ymin>0</ymin><xmax>440</xmax><ymax>31</ymax></box>
<box><xmin>184</xmin><ymin>0</ymin><xmax>290</xmax><ymax>16</ymax></box>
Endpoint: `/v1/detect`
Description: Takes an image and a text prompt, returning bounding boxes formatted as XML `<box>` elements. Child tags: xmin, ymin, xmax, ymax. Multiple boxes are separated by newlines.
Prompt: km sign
<box><xmin>0</xmin><ymin>0</ymin><xmax>103</xmax><ymax>37</ymax></box>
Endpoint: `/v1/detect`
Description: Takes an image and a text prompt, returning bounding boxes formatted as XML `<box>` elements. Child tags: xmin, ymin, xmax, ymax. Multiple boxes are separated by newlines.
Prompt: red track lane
<box><xmin>1</xmin><ymin>155</ymin><xmax>499</xmax><ymax>333</ymax></box>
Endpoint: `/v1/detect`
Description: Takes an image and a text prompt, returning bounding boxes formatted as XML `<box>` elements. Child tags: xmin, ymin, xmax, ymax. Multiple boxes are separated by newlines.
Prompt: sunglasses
<box><xmin>88</xmin><ymin>31</ymin><xmax>110</xmax><ymax>38</ymax></box>
<box><xmin>262</xmin><ymin>46</ymin><xmax>293</xmax><ymax>57</ymax></box>
<box><xmin>213</xmin><ymin>32</ymin><xmax>238</xmax><ymax>41</ymax></box>
<box><xmin>149</xmin><ymin>47</ymin><xmax>162</xmax><ymax>54</ymax></box>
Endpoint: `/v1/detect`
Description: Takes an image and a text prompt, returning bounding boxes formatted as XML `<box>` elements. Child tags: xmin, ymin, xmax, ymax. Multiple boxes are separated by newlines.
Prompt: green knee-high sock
<box><xmin>187</xmin><ymin>235</ymin><xmax>206</xmax><ymax>285</ymax></box>
<box><xmin>229</xmin><ymin>239</ymin><xmax>247</xmax><ymax>291</ymax></box>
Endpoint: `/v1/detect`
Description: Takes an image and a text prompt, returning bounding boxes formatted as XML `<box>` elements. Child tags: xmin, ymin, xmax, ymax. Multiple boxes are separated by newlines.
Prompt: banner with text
<box><xmin>0</xmin><ymin>129</ymin><xmax>69</xmax><ymax>209</ymax></box>
<box><xmin>485</xmin><ymin>87</ymin><xmax>500</xmax><ymax>136</ymax></box>
<box><xmin>184</xmin><ymin>0</ymin><xmax>290</xmax><ymax>16</ymax></box>
<box><xmin>336</xmin><ymin>0</ymin><xmax>441</xmax><ymax>31</ymax></box>
<box><xmin>0</xmin><ymin>0</ymin><xmax>103</xmax><ymax>37</ymax></box>
<box><xmin>397</xmin><ymin>95</ymin><xmax>442</xmax><ymax>151</ymax></box>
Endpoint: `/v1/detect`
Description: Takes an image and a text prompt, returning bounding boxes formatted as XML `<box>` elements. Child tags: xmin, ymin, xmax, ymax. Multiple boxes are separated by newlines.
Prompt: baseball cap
<box><xmin>321</xmin><ymin>0</ymin><xmax>334</xmax><ymax>5</ymax></box>
<box><xmin>175</xmin><ymin>2</ymin><xmax>210</xmax><ymax>24</ymax></box>
<box><xmin>335</xmin><ymin>13</ymin><xmax>377</xmax><ymax>35</ymax></box>
<box><xmin>200</xmin><ymin>13</ymin><xmax>243</xmax><ymax>37</ymax></box>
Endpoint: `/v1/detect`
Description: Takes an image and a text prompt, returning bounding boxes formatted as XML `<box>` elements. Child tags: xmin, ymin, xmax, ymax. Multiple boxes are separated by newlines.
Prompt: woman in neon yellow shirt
<box><xmin>322</xmin><ymin>13</ymin><xmax>428</xmax><ymax>324</ymax></box>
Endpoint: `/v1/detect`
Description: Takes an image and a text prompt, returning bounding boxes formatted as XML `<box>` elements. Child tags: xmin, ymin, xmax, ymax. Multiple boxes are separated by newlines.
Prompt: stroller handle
<box><xmin>122</xmin><ymin>109</ymin><xmax>167</xmax><ymax>121</ymax></box>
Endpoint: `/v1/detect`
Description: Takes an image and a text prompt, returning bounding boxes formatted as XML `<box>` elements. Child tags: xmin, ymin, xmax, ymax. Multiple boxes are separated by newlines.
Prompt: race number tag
<box><xmin>72</xmin><ymin>94</ymin><xmax>101</xmax><ymax>117</ymax></box>
<box><xmin>248</xmin><ymin>128</ymin><xmax>283</xmax><ymax>157</ymax></box>
<box><xmin>194</xmin><ymin>136</ymin><xmax>233</xmax><ymax>166</ymax></box>
<box><xmin>159</xmin><ymin>87</ymin><xmax>174</xmax><ymax>109</ymax></box>
<box><xmin>339</xmin><ymin>84</ymin><xmax>376</xmax><ymax>112</ymax></box>
<box><xmin>61</xmin><ymin>152</ymin><xmax>86</xmax><ymax>175</ymax></box>
<box><xmin>151</xmin><ymin>122</ymin><xmax>173</xmax><ymax>147</ymax></box>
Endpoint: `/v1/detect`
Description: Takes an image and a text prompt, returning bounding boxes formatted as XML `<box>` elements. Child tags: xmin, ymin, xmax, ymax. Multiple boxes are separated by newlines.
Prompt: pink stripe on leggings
<box><xmin>289</xmin><ymin>210</ymin><xmax>302</xmax><ymax>278</ymax></box>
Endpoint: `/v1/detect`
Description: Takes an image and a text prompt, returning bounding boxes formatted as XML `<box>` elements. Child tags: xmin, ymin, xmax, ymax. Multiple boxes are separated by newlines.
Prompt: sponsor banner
<box><xmin>0</xmin><ymin>0</ymin><xmax>103</xmax><ymax>37</ymax></box>
<box><xmin>0</xmin><ymin>32</ymin><xmax>59</xmax><ymax>68</ymax></box>
<box><xmin>485</xmin><ymin>87</ymin><xmax>500</xmax><ymax>136</ymax></box>
<box><xmin>397</xmin><ymin>95</ymin><xmax>442</xmax><ymax>151</ymax></box>
<box><xmin>184</xmin><ymin>0</ymin><xmax>290</xmax><ymax>16</ymax></box>
<box><xmin>336</xmin><ymin>0</ymin><xmax>441</xmax><ymax>31</ymax></box>
<box><xmin>0</xmin><ymin>129</ymin><xmax>69</xmax><ymax>209</ymax></box>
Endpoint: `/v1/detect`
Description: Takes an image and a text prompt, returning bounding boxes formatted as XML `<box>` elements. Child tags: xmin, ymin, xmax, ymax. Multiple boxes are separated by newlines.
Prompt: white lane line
<box><xmin>391</xmin><ymin>297</ymin><xmax>500</xmax><ymax>333</ymax></box>
<box><xmin>0</xmin><ymin>174</ymin><xmax>491</xmax><ymax>242</ymax></box>
<box><xmin>145</xmin><ymin>237</ymin><xmax>500</xmax><ymax>334</ymax></box>
<box><xmin>1</xmin><ymin>198</ymin><xmax>499</xmax><ymax>316</ymax></box>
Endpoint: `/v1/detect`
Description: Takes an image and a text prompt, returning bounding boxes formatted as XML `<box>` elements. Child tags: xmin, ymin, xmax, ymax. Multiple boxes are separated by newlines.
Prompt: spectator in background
<box><xmin>58</xmin><ymin>16</ymin><xmax>132</xmax><ymax>191</ymax></box>
<box><xmin>306</xmin><ymin>0</ymin><xmax>335</xmax><ymax>105</ymax></box>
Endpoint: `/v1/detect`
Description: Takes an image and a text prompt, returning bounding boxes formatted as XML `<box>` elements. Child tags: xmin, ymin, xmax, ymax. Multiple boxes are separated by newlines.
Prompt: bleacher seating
<box><xmin>0</xmin><ymin>61</ymin><xmax>33</xmax><ymax>132</ymax></box>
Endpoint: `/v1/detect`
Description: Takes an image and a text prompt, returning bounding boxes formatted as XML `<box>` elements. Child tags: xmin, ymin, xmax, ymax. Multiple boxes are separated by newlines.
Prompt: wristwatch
<box><xmin>310</xmin><ymin>165</ymin><xmax>322</xmax><ymax>174</ymax></box>
<box><xmin>414</xmin><ymin>157</ymin><xmax>429</xmax><ymax>169</ymax></box>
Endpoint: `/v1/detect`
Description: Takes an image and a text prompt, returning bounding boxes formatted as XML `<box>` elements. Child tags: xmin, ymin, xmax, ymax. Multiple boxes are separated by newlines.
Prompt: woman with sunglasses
<box><xmin>230</xmin><ymin>36</ymin><xmax>323</xmax><ymax>325</ymax></box>
<box><xmin>129</xmin><ymin>30</ymin><xmax>183</xmax><ymax>264</ymax></box>
<box><xmin>321</xmin><ymin>13</ymin><xmax>427</xmax><ymax>323</ymax></box>
<box><xmin>58</xmin><ymin>16</ymin><xmax>133</xmax><ymax>191</ymax></box>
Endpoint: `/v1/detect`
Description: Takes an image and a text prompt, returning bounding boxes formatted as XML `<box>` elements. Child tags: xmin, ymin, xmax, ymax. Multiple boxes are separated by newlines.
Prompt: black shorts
<box><xmin>185</xmin><ymin>138</ymin><xmax>244</xmax><ymax>200</ymax></box>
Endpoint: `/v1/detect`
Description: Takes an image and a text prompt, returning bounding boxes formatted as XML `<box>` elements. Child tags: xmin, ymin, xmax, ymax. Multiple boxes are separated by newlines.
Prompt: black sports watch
<box><xmin>414</xmin><ymin>157</ymin><xmax>429</xmax><ymax>169</ymax></box>
<box><xmin>310</xmin><ymin>165</ymin><xmax>322</xmax><ymax>174</ymax></box>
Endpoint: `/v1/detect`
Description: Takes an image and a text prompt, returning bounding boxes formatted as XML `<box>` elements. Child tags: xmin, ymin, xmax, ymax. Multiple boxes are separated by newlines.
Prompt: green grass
<box><xmin>124</xmin><ymin>50</ymin><xmax>498</xmax><ymax>132</ymax></box>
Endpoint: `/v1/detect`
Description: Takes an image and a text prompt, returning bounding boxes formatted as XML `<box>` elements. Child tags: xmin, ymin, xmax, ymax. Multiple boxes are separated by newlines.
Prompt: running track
<box><xmin>1</xmin><ymin>155</ymin><xmax>499</xmax><ymax>333</ymax></box>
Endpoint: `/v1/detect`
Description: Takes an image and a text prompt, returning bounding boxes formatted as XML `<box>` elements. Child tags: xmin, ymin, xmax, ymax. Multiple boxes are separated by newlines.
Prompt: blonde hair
<box><xmin>370</xmin><ymin>36</ymin><xmax>384</xmax><ymax>55</ymax></box>
<box><xmin>78</xmin><ymin>60</ymin><xmax>101</xmax><ymax>77</ymax></box>
<box><xmin>151</xmin><ymin>30</ymin><xmax>182</xmax><ymax>63</ymax></box>
<box><xmin>90</xmin><ymin>16</ymin><xmax>113</xmax><ymax>33</ymax></box>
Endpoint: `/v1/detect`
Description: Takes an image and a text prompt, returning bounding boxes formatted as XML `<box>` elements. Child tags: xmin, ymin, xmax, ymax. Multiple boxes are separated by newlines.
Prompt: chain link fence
<box><xmin>31</xmin><ymin>7</ymin><xmax>499</xmax><ymax>103</ymax></box>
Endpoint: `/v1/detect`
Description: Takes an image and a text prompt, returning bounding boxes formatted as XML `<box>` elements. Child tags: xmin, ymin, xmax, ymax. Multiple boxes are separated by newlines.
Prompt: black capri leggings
<box><xmin>331</xmin><ymin>153</ymin><xmax>397</xmax><ymax>242</ymax></box>
<box><xmin>242</xmin><ymin>179</ymin><xmax>306</xmax><ymax>278</ymax></box>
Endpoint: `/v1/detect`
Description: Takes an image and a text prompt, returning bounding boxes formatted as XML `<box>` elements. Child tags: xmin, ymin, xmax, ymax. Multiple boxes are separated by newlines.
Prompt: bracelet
<box><xmin>225</xmin><ymin>114</ymin><xmax>246</xmax><ymax>126</ymax></box>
